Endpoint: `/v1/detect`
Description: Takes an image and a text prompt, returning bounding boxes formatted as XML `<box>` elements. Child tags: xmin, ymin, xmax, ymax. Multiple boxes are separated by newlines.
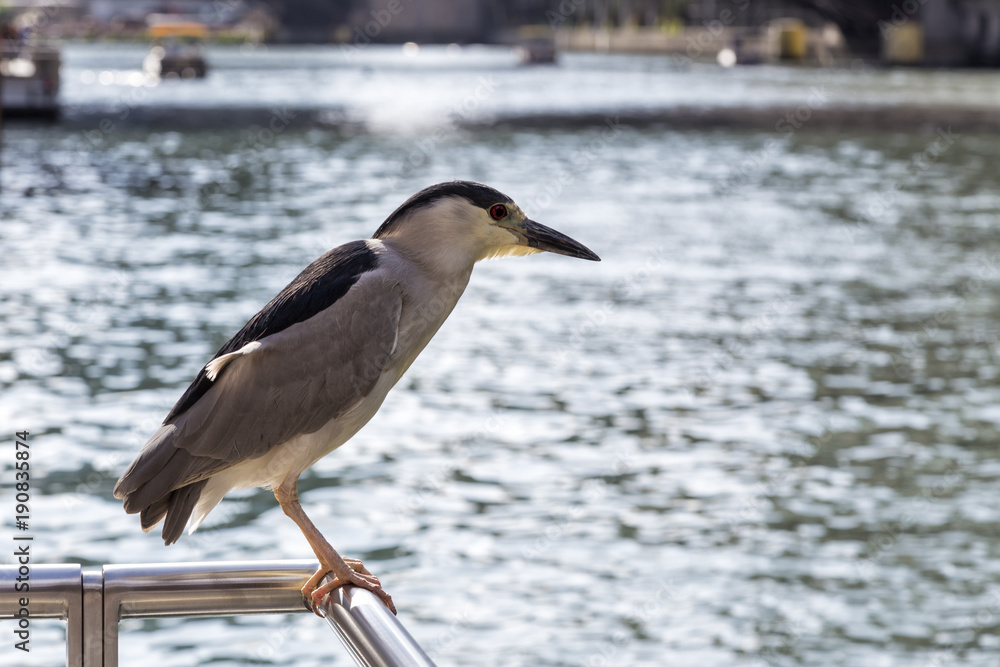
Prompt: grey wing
<box><xmin>114</xmin><ymin>275</ymin><xmax>402</xmax><ymax>523</ymax></box>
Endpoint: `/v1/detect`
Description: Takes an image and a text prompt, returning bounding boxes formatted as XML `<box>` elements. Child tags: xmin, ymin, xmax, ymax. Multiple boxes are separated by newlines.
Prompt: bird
<box><xmin>113</xmin><ymin>180</ymin><xmax>600</xmax><ymax>615</ymax></box>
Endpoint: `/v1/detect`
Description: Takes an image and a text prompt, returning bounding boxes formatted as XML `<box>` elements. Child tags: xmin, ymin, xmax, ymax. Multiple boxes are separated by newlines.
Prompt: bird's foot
<box><xmin>303</xmin><ymin>557</ymin><xmax>396</xmax><ymax>616</ymax></box>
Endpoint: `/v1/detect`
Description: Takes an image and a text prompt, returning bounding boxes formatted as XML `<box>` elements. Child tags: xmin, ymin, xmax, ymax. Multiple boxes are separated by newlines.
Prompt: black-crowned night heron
<box><xmin>114</xmin><ymin>180</ymin><xmax>599</xmax><ymax>615</ymax></box>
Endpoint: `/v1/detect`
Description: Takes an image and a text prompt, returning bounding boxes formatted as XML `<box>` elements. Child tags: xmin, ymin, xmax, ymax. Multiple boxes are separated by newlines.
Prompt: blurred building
<box><xmin>344</xmin><ymin>0</ymin><xmax>488</xmax><ymax>43</ymax></box>
<box><xmin>685</xmin><ymin>0</ymin><xmax>1000</xmax><ymax>65</ymax></box>
<box><xmin>11</xmin><ymin>0</ymin><xmax>1000</xmax><ymax>64</ymax></box>
<box><xmin>86</xmin><ymin>0</ymin><xmax>220</xmax><ymax>24</ymax></box>
<box><xmin>921</xmin><ymin>0</ymin><xmax>1000</xmax><ymax>66</ymax></box>
<box><xmin>264</xmin><ymin>0</ymin><xmax>352</xmax><ymax>42</ymax></box>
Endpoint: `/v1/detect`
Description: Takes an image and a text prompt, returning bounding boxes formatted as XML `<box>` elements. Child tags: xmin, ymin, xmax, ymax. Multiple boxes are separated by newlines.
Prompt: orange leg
<box><xmin>274</xmin><ymin>477</ymin><xmax>396</xmax><ymax>616</ymax></box>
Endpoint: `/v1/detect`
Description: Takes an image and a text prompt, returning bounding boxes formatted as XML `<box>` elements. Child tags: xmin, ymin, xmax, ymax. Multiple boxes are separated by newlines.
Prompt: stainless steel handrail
<box><xmin>0</xmin><ymin>563</ymin><xmax>83</xmax><ymax>667</ymax></box>
<box><xmin>0</xmin><ymin>561</ymin><xmax>435</xmax><ymax>667</ymax></box>
<box><xmin>324</xmin><ymin>585</ymin><xmax>435</xmax><ymax>667</ymax></box>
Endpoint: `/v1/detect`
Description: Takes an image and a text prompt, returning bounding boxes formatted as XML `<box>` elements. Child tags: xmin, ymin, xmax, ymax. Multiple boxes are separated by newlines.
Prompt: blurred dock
<box><xmin>554</xmin><ymin>21</ymin><xmax>845</xmax><ymax>66</ymax></box>
<box><xmin>546</xmin><ymin>0</ymin><xmax>1000</xmax><ymax>68</ymax></box>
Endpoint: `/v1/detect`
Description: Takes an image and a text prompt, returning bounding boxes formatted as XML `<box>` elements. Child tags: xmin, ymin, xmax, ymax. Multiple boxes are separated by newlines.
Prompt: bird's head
<box><xmin>373</xmin><ymin>181</ymin><xmax>600</xmax><ymax>274</ymax></box>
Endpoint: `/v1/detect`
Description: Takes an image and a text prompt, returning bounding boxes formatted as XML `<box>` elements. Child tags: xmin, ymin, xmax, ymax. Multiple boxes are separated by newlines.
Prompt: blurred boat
<box><xmin>515</xmin><ymin>27</ymin><xmax>557</xmax><ymax>65</ymax></box>
<box><xmin>143</xmin><ymin>19</ymin><xmax>209</xmax><ymax>80</ymax></box>
<box><xmin>0</xmin><ymin>23</ymin><xmax>60</xmax><ymax>118</ymax></box>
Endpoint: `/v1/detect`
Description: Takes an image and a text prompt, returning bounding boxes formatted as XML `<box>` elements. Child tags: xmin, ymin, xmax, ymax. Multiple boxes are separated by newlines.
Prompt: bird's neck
<box><xmin>378</xmin><ymin>234</ymin><xmax>481</xmax><ymax>283</ymax></box>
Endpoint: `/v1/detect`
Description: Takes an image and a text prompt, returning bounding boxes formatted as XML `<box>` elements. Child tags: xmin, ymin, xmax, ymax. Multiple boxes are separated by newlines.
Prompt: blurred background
<box><xmin>2</xmin><ymin>0</ymin><xmax>1000</xmax><ymax>665</ymax></box>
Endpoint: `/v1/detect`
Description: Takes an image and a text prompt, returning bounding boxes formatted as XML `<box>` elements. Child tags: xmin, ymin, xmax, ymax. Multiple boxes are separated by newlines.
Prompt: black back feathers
<box><xmin>164</xmin><ymin>240</ymin><xmax>379</xmax><ymax>423</ymax></box>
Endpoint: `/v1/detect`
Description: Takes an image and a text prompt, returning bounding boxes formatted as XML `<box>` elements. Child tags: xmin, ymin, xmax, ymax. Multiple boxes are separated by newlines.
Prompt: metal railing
<box><xmin>0</xmin><ymin>560</ymin><xmax>435</xmax><ymax>667</ymax></box>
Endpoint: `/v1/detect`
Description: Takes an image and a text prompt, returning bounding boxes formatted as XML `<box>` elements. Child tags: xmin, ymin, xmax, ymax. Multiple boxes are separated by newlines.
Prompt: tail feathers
<box><xmin>115</xmin><ymin>421</ymin><xmax>216</xmax><ymax>545</ymax></box>
<box><xmin>135</xmin><ymin>479</ymin><xmax>209</xmax><ymax>545</ymax></box>
<box><xmin>139</xmin><ymin>499</ymin><xmax>169</xmax><ymax>532</ymax></box>
<box><xmin>161</xmin><ymin>480</ymin><xmax>209</xmax><ymax>545</ymax></box>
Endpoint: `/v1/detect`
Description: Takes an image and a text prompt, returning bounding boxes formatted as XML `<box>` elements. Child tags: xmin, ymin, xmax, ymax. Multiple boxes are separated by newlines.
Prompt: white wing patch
<box><xmin>204</xmin><ymin>341</ymin><xmax>262</xmax><ymax>381</ymax></box>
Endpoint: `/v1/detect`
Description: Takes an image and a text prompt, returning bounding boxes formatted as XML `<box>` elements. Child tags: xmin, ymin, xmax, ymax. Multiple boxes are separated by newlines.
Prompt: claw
<box><xmin>302</xmin><ymin>558</ymin><xmax>396</xmax><ymax>616</ymax></box>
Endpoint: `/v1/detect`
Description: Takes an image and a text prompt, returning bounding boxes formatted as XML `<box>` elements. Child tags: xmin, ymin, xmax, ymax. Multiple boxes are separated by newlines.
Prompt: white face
<box><xmin>470</xmin><ymin>200</ymin><xmax>543</xmax><ymax>261</ymax></box>
<box><xmin>398</xmin><ymin>196</ymin><xmax>540</xmax><ymax>265</ymax></box>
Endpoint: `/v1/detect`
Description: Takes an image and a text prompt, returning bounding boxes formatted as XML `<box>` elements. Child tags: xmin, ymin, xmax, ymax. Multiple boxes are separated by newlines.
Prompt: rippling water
<box><xmin>3</xmin><ymin>44</ymin><xmax>1000</xmax><ymax>666</ymax></box>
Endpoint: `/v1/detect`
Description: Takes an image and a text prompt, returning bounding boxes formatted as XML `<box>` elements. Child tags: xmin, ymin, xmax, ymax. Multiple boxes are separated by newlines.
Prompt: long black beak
<box><xmin>521</xmin><ymin>219</ymin><xmax>601</xmax><ymax>261</ymax></box>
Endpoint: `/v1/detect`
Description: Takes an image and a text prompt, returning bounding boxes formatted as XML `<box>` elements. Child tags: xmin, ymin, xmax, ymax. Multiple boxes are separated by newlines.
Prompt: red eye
<box><xmin>489</xmin><ymin>204</ymin><xmax>507</xmax><ymax>220</ymax></box>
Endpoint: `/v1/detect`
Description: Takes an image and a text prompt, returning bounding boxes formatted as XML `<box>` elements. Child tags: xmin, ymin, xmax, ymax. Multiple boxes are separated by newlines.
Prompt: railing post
<box><xmin>0</xmin><ymin>563</ymin><xmax>83</xmax><ymax>666</ymax></box>
<box><xmin>82</xmin><ymin>569</ymin><xmax>104</xmax><ymax>667</ymax></box>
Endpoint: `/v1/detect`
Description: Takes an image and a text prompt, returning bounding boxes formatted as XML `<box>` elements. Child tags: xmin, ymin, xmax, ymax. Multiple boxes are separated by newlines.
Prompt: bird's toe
<box><xmin>343</xmin><ymin>557</ymin><xmax>373</xmax><ymax>576</ymax></box>
<box><xmin>308</xmin><ymin>569</ymin><xmax>396</xmax><ymax>616</ymax></box>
